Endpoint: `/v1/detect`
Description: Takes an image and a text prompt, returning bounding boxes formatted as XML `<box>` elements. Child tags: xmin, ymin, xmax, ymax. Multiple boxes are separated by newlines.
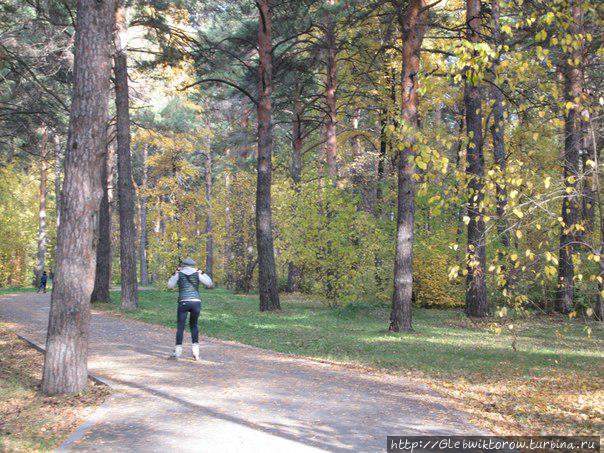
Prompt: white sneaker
<box><xmin>192</xmin><ymin>343</ymin><xmax>200</xmax><ymax>361</ymax></box>
<box><xmin>171</xmin><ymin>345</ymin><xmax>182</xmax><ymax>359</ymax></box>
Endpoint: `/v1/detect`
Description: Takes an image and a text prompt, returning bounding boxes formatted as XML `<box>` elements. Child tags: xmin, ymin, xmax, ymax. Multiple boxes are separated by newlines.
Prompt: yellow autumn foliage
<box><xmin>413</xmin><ymin>248</ymin><xmax>463</xmax><ymax>308</ymax></box>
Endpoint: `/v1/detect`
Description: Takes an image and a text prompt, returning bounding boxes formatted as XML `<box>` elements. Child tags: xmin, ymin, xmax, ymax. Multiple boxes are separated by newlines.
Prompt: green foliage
<box><xmin>0</xmin><ymin>165</ymin><xmax>39</xmax><ymax>287</ymax></box>
<box><xmin>275</xmin><ymin>181</ymin><xmax>393</xmax><ymax>305</ymax></box>
<box><xmin>413</xmin><ymin>246</ymin><xmax>463</xmax><ymax>308</ymax></box>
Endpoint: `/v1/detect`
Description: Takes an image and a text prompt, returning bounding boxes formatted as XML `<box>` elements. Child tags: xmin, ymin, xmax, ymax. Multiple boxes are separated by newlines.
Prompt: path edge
<box><xmin>15</xmin><ymin>333</ymin><xmax>111</xmax><ymax>387</ymax></box>
<box><xmin>56</xmin><ymin>395</ymin><xmax>116</xmax><ymax>452</ymax></box>
<box><xmin>94</xmin><ymin>309</ymin><xmax>489</xmax><ymax>435</ymax></box>
<box><xmin>14</xmin><ymin>333</ymin><xmax>116</xmax><ymax>451</ymax></box>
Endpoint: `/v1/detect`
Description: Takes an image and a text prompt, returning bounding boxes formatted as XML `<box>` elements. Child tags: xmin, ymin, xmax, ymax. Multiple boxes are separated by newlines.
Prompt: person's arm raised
<box><xmin>167</xmin><ymin>271</ymin><xmax>180</xmax><ymax>289</ymax></box>
<box><xmin>198</xmin><ymin>271</ymin><xmax>213</xmax><ymax>288</ymax></box>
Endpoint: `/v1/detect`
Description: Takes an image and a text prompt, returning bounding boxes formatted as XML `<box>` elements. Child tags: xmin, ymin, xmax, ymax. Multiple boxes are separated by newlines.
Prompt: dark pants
<box><xmin>176</xmin><ymin>300</ymin><xmax>201</xmax><ymax>345</ymax></box>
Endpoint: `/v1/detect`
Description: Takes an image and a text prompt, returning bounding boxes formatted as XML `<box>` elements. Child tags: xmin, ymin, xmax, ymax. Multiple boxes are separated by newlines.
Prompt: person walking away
<box><xmin>167</xmin><ymin>258</ymin><xmax>213</xmax><ymax>360</ymax></box>
<box><xmin>37</xmin><ymin>271</ymin><xmax>48</xmax><ymax>293</ymax></box>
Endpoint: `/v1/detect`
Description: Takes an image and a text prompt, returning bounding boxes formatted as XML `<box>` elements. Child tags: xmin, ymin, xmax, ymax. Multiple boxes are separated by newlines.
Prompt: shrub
<box><xmin>413</xmin><ymin>242</ymin><xmax>463</xmax><ymax>308</ymax></box>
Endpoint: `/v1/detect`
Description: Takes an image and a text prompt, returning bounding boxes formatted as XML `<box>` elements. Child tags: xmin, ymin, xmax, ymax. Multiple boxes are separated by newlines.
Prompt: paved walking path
<box><xmin>0</xmin><ymin>293</ymin><xmax>483</xmax><ymax>452</ymax></box>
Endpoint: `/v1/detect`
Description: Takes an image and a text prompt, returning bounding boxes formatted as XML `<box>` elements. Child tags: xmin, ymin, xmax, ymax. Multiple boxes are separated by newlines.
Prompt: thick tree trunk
<box><xmin>256</xmin><ymin>0</ymin><xmax>280</xmax><ymax>311</ymax></box>
<box><xmin>42</xmin><ymin>0</ymin><xmax>115</xmax><ymax>395</ymax></box>
<box><xmin>90</xmin><ymin>144</ymin><xmax>113</xmax><ymax>303</ymax></box>
<box><xmin>114</xmin><ymin>2</ymin><xmax>138</xmax><ymax>310</ymax></box>
<box><xmin>53</xmin><ymin>133</ymin><xmax>62</xmax><ymax>229</ymax></box>
<box><xmin>139</xmin><ymin>145</ymin><xmax>149</xmax><ymax>286</ymax></box>
<box><xmin>286</xmin><ymin>91</ymin><xmax>304</xmax><ymax>293</ymax></box>
<box><xmin>389</xmin><ymin>0</ymin><xmax>427</xmax><ymax>333</ymax></box>
<box><xmin>36</xmin><ymin>126</ymin><xmax>48</xmax><ymax>286</ymax></box>
<box><xmin>465</xmin><ymin>0</ymin><xmax>489</xmax><ymax>318</ymax></box>
<box><xmin>204</xmin><ymin>147</ymin><xmax>214</xmax><ymax>278</ymax></box>
<box><xmin>490</xmin><ymin>0</ymin><xmax>509</xmax><ymax>247</ymax></box>
<box><xmin>325</xmin><ymin>10</ymin><xmax>338</xmax><ymax>182</ymax></box>
<box><xmin>555</xmin><ymin>0</ymin><xmax>584</xmax><ymax>313</ymax></box>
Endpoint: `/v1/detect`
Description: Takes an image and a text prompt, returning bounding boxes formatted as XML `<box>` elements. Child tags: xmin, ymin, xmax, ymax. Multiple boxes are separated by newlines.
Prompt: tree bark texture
<box><xmin>139</xmin><ymin>145</ymin><xmax>149</xmax><ymax>285</ymax></box>
<box><xmin>90</xmin><ymin>144</ymin><xmax>113</xmax><ymax>303</ymax></box>
<box><xmin>286</xmin><ymin>90</ymin><xmax>304</xmax><ymax>293</ymax></box>
<box><xmin>256</xmin><ymin>0</ymin><xmax>280</xmax><ymax>311</ymax></box>
<box><xmin>42</xmin><ymin>0</ymin><xmax>115</xmax><ymax>395</ymax></box>
<box><xmin>389</xmin><ymin>0</ymin><xmax>427</xmax><ymax>333</ymax></box>
<box><xmin>464</xmin><ymin>0</ymin><xmax>489</xmax><ymax>318</ymax></box>
<box><xmin>555</xmin><ymin>0</ymin><xmax>584</xmax><ymax>313</ymax></box>
<box><xmin>114</xmin><ymin>1</ymin><xmax>138</xmax><ymax>309</ymax></box>
<box><xmin>324</xmin><ymin>8</ymin><xmax>338</xmax><ymax>182</ymax></box>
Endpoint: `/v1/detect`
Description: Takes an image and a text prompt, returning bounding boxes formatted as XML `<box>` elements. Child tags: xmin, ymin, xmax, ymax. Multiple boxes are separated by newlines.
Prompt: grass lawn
<box><xmin>98</xmin><ymin>288</ymin><xmax>603</xmax><ymax>436</ymax></box>
<box><xmin>0</xmin><ymin>323</ymin><xmax>109</xmax><ymax>452</ymax></box>
<box><xmin>0</xmin><ymin>287</ymin><xmax>36</xmax><ymax>295</ymax></box>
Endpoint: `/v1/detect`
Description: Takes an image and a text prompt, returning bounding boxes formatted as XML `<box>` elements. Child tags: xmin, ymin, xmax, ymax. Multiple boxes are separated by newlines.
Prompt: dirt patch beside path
<box><xmin>0</xmin><ymin>323</ymin><xmax>109</xmax><ymax>452</ymax></box>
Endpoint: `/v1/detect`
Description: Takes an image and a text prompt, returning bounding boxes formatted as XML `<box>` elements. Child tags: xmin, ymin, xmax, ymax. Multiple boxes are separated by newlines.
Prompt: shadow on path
<box><xmin>0</xmin><ymin>292</ymin><xmax>485</xmax><ymax>452</ymax></box>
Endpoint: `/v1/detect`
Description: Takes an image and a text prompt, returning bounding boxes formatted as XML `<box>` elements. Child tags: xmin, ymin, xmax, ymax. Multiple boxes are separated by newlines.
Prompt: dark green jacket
<box><xmin>177</xmin><ymin>272</ymin><xmax>201</xmax><ymax>302</ymax></box>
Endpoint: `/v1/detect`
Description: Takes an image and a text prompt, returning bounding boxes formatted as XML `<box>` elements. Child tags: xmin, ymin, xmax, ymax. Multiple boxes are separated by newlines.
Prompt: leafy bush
<box><xmin>275</xmin><ymin>181</ymin><xmax>393</xmax><ymax>305</ymax></box>
<box><xmin>413</xmin><ymin>248</ymin><xmax>463</xmax><ymax>308</ymax></box>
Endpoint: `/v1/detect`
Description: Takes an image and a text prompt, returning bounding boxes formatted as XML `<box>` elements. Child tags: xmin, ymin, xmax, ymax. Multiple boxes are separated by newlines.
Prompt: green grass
<box><xmin>0</xmin><ymin>287</ymin><xmax>36</xmax><ymax>295</ymax></box>
<box><xmin>97</xmin><ymin>288</ymin><xmax>603</xmax><ymax>378</ymax></box>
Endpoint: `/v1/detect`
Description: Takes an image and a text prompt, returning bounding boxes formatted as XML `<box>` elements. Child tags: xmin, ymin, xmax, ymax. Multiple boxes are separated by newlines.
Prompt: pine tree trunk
<box><xmin>389</xmin><ymin>0</ymin><xmax>427</xmax><ymax>333</ymax></box>
<box><xmin>91</xmin><ymin>144</ymin><xmax>113</xmax><ymax>303</ymax></box>
<box><xmin>114</xmin><ymin>1</ymin><xmax>138</xmax><ymax>310</ymax></box>
<box><xmin>465</xmin><ymin>0</ymin><xmax>489</xmax><ymax>318</ymax></box>
<box><xmin>36</xmin><ymin>126</ymin><xmax>48</xmax><ymax>286</ymax></box>
<box><xmin>204</xmin><ymin>147</ymin><xmax>214</xmax><ymax>278</ymax></box>
<box><xmin>325</xmin><ymin>9</ymin><xmax>338</xmax><ymax>182</ymax></box>
<box><xmin>490</xmin><ymin>0</ymin><xmax>509</xmax><ymax>247</ymax></box>
<box><xmin>555</xmin><ymin>0</ymin><xmax>584</xmax><ymax>313</ymax></box>
<box><xmin>53</xmin><ymin>133</ymin><xmax>62</xmax><ymax>229</ymax></box>
<box><xmin>286</xmin><ymin>90</ymin><xmax>303</xmax><ymax>293</ymax></box>
<box><xmin>256</xmin><ymin>0</ymin><xmax>280</xmax><ymax>311</ymax></box>
<box><xmin>42</xmin><ymin>0</ymin><xmax>115</xmax><ymax>395</ymax></box>
<box><xmin>139</xmin><ymin>145</ymin><xmax>149</xmax><ymax>286</ymax></box>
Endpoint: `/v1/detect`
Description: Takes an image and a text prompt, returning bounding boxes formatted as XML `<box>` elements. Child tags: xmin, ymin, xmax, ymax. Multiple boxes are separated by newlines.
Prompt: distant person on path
<box><xmin>37</xmin><ymin>271</ymin><xmax>48</xmax><ymax>294</ymax></box>
<box><xmin>167</xmin><ymin>258</ymin><xmax>213</xmax><ymax>360</ymax></box>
